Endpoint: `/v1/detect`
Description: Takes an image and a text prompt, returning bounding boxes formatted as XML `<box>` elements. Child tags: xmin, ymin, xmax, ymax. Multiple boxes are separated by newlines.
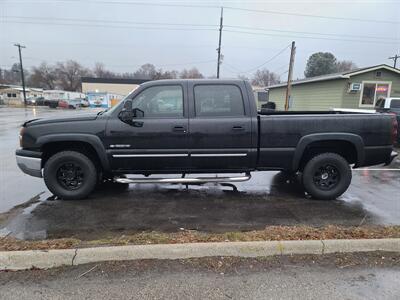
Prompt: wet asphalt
<box><xmin>0</xmin><ymin>106</ymin><xmax>399</xmax><ymax>240</ymax></box>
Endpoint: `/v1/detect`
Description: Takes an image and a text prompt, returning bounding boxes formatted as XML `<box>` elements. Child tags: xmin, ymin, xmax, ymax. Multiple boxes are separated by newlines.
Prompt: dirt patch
<box><xmin>1</xmin><ymin>225</ymin><xmax>400</xmax><ymax>251</ymax></box>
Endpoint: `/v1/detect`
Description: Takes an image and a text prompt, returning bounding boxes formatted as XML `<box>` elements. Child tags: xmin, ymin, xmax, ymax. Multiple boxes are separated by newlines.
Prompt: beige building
<box><xmin>81</xmin><ymin>77</ymin><xmax>148</xmax><ymax>96</ymax></box>
<box><xmin>0</xmin><ymin>85</ymin><xmax>43</xmax><ymax>105</ymax></box>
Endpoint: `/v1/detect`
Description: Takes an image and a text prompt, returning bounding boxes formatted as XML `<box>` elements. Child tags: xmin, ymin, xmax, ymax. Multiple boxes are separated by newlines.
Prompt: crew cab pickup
<box><xmin>16</xmin><ymin>79</ymin><xmax>398</xmax><ymax>200</ymax></box>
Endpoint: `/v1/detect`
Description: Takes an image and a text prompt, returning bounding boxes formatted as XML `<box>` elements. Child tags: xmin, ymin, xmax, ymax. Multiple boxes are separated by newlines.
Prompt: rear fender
<box><xmin>292</xmin><ymin>133</ymin><xmax>364</xmax><ymax>170</ymax></box>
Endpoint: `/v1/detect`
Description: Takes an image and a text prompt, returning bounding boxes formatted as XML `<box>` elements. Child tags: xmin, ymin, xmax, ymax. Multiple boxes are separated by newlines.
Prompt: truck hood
<box><xmin>23</xmin><ymin>113</ymin><xmax>99</xmax><ymax>127</ymax></box>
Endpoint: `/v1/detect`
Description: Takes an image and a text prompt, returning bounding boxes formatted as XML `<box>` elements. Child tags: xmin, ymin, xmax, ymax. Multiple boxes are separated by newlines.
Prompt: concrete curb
<box><xmin>1</xmin><ymin>238</ymin><xmax>399</xmax><ymax>271</ymax></box>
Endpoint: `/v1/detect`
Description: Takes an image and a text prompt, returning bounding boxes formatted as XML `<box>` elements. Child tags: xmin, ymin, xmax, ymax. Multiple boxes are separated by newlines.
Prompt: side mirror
<box><xmin>118</xmin><ymin>100</ymin><xmax>134</xmax><ymax>124</ymax></box>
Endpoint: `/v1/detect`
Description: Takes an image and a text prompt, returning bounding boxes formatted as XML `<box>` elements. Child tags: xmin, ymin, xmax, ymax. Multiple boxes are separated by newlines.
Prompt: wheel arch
<box><xmin>293</xmin><ymin>133</ymin><xmax>365</xmax><ymax>171</ymax></box>
<box><xmin>37</xmin><ymin>134</ymin><xmax>110</xmax><ymax>171</ymax></box>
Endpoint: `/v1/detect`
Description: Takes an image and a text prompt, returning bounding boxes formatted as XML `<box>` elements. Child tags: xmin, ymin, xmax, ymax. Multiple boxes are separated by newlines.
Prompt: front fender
<box><xmin>37</xmin><ymin>133</ymin><xmax>110</xmax><ymax>171</ymax></box>
<box><xmin>292</xmin><ymin>133</ymin><xmax>365</xmax><ymax>170</ymax></box>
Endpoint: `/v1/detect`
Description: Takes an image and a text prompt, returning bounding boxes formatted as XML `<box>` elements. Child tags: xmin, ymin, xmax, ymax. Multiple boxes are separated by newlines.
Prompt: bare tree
<box><xmin>29</xmin><ymin>62</ymin><xmax>58</xmax><ymax>89</ymax></box>
<box><xmin>133</xmin><ymin>63</ymin><xmax>157</xmax><ymax>79</ymax></box>
<box><xmin>0</xmin><ymin>63</ymin><xmax>27</xmax><ymax>85</ymax></box>
<box><xmin>180</xmin><ymin>67</ymin><xmax>204</xmax><ymax>79</ymax></box>
<box><xmin>251</xmin><ymin>69</ymin><xmax>280</xmax><ymax>86</ymax></box>
<box><xmin>93</xmin><ymin>62</ymin><xmax>117</xmax><ymax>78</ymax></box>
<box><xmin>56</xmin><ymin>60</ymin><xmax>91</xmax><ymax>91</ymax></box>
<box><xmin>336</xmin><ymin>60</ymin><xmax>357</xmax><ymax>72</ymax></box>
<box><xmin>153</xmin><ymin>69</ymin><xmax>178</xmax><ymax>79</ymax></box>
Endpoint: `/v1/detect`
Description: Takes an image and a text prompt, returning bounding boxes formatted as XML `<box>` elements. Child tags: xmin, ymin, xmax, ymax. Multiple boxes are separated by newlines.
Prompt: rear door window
<box><xmin>390</xmin><ymin>99</ymin><xmax>400</xmax><ymax>109</ymax></box>
<box><xmin>194</xmin><ymin>84</ymin><xmax>245</xmax><ymax>117</ymax></box>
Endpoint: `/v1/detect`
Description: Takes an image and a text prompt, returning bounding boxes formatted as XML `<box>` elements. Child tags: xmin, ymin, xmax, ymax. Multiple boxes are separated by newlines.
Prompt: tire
<box><xmin>43</xmin><ymin>151</ymin><xmax>98</xmax><ymax>200</ymax></box>
<box><xmin>302</xmin><ymin>152</ymin><xmax>352</xmax><ymax>200</ymax></box>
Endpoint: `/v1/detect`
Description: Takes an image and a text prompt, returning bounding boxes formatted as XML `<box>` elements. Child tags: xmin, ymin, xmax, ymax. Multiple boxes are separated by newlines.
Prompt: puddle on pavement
<box><xmin>0</xmin><ymin>171</ymin><xmax>390</xmax><ymax>241</ymax></box>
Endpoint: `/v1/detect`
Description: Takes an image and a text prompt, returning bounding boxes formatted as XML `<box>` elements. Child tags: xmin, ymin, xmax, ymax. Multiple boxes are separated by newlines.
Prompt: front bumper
<box><xmin>15</xmin><ymin>149</ymin><xmax>42</xmax><ymax>178</ymax></box>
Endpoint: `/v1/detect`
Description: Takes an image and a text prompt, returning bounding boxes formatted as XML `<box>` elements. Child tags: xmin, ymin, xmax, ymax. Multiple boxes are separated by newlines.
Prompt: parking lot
<box><xmin>0</xmin><ymin>106</ymin><xmax>399</xmax><ymax>241</ymax></box>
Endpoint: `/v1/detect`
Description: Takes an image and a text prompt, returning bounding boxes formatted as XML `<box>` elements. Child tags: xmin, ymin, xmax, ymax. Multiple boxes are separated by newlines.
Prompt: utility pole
<box><xmin>389</xmin><ymin>54</ymin><xmax>399</xmax><ymax>69</ymax></box>
<box><xmin>14</xmin><ymin>43</ymin><xmax>27</xmax><ymax>106</ymax></box>
<box><xmin>216</xmin><ymin>7</ymin><xmax>223</xmax><ymax>79</ymax></box>
<box><xmin>284</xmin><ymin>41</ymin><xmax>296</xmax><ymax>111</ymax></box>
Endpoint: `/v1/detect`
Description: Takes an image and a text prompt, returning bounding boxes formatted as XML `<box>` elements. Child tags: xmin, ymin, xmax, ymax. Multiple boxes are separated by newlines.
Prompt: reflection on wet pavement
<box><xmin>0</xmin><ymin>107</ymin><xmax>399</xmax><ymax>241</ymax></box>
<box><xmin>1</xmin><ymin>171</ymin><xmax>392</xmax><ymax>241</ymax></box>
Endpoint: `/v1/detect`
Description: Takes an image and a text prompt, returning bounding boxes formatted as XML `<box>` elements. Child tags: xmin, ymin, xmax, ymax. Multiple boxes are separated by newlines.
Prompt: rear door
<box><xmin>187</xmin><ymin>82</ymin><xmax>253</xmax><ymax>171</ymax></box>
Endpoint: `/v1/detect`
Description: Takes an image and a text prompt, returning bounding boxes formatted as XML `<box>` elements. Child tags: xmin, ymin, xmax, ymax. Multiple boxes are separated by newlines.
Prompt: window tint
<box><xmin>133</xmin><ymin>85</ymin><xmax>183</xmax><ymax>118</ymax></box>
<box><xmin>390</xmin><ymin>99</ymin><xmax>400</xmax><ymax>109</ymax></box>
<box><xmin>194</xmin><ymin>85</ymin><xmax>244</xmax><ymax>117</ymax></box>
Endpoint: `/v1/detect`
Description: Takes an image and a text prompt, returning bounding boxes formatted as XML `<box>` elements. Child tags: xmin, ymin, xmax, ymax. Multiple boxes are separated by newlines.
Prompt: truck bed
<box><xmin>257</xmin><ymin>112</ymin><xmax>394</xmax><ymax>170</ymax></box>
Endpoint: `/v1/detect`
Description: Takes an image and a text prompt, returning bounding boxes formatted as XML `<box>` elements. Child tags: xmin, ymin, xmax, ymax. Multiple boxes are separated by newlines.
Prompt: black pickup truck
<box><xmin>16</xmin><ymin>79</ymin><xmax>398</xmax><ymax>200</ymax></box>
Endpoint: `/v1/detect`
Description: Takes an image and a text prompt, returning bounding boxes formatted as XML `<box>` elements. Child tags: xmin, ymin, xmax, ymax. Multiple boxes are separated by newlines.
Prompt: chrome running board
<box><xmin>114</xmin><ymin>174</ymin><xmax>251</xmax><ymax>184</ymax></box>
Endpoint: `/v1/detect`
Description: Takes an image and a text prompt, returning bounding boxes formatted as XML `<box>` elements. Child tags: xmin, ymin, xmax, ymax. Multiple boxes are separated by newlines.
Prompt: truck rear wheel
<box><xmin>302</xmin><ymin>152</ymin><xmax>351</xmax><ymax>200</ymax></box>
<box><xmin>43</xmin><ymin>151</ymin><xmax>97</xmax><ymax>200</ymax></box>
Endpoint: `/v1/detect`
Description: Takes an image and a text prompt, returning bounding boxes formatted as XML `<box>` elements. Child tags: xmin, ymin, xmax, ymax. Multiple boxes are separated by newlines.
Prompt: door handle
<box><xmin>232</xmin><ymin>126</ymin><xmax>244</xmax><ymax>131</ymax></box>
<box><xmin>173</xmin><ymin>126</ymin><xmax>187</xmax><ymax>133</ymax></box>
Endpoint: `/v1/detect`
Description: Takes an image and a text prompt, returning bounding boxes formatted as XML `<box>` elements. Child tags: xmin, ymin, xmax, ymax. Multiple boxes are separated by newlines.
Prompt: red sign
<box><xmin>376</xmin><ymin>86</ymin><xmax>388</xmax><ymax>92</ymax></box>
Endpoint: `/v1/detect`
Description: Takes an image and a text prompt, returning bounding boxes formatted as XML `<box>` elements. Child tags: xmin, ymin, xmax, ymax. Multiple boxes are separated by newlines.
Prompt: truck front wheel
<box><xmin>43</xmin><ymin>151</ymin><xmax>98</xmax><ymax>200</ymax></box>
<box><xmin>302</xmin><ymin>152</ymin><xmax>351</xmax><ymax>200</ymax></box>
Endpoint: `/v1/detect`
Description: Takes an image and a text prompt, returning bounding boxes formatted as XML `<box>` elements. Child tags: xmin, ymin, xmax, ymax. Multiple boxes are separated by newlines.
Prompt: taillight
<box><xmin>19</xmin><ymin>127</ymin><xmax>25</xmax><ymax>147</ymax></box>
<box><xmin>390</xmin><ymin>113</ymin><xmax>398</xmax><ymax>146</ymax></box>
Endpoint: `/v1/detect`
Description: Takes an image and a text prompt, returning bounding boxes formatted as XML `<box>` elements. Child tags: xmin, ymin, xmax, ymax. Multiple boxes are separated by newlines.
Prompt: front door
<box><xmin>106</xmin><ymin>83</ymin><xmax>189</xmax><ymax>172</ymax></box>
<box><xmin>187</xmin><ymin>82</ymin><xmax>253</xmax><ymax>171</ymax></box>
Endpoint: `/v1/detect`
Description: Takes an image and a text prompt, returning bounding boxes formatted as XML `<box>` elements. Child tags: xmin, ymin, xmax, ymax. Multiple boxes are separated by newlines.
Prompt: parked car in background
<box><xmin>58</xmin><ymin>99</ymin><xmax>83</xmax><ymax>109</ymax></box>
<box><xmin>375</xmin><ymin>98</ymin><xmax>400</xmax><ymax>144</ymax></box>
<box><xmin>80</xmin><ymin>98</ymin><xmax>90</xmax><ymax>107</ymax></box>
<box><xmin>46</xmin><ymin>99</ymin><xmax>60</xmax><ymax>108</ymax></box>
<box><xmin>26</xmin><ymin>97</ymin><xmax>46</xmax><ymax>106</ymax></box>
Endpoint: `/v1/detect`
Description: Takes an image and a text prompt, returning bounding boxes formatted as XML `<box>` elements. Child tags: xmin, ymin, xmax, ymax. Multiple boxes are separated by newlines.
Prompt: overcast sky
<box><xmin>1</xmin><ymin>0</ymin><xmax>399</xmax><ymax>80</ymax></box>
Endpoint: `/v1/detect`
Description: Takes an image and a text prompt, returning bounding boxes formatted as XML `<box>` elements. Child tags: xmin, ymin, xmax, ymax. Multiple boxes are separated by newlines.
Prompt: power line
<box><xmin>223</xmin><ymin>5</ymin><xmax>400</xmax><ymax>25</ymax></box>
<box><xmin>224</xmin><ymin>29</ymin><xmax>400</xmax><ymax>45</ymax></box>
<box><xmin>6</xmin><ymin>16</ymin><xmax>398</xmax><ymax>42</ymax></box>
<box><xmin>5</xmin><ymin>16</ymin><xmax>217</xmax><ymax>28</ymax></box>
<box><xmin>3</xmin><ymin>20</ymin><xmax>216</xmax><ymax>31</ymax></box>
<box><xmin>224</xmin><ymin>25</ymin><xmax>399</xmax><ymax>42</ymax></box>
<box><xmin>9</xmin><ymin>1</ymin><xmax>400</xmax><ymax>24</ymax></box>
<box><xmin>6</xmin><ymin>19</ymin><xmax>397</xmax><ymax>45</ymax></box>
<box><xmin>10</xmin><ymin>0</ymin><xmax>220</xmax><ymax>9</ymax></box>
<box><xmin>234</xmin><ymin>44</ymin><xmax>291</xmax><ymax>74</ymax></box>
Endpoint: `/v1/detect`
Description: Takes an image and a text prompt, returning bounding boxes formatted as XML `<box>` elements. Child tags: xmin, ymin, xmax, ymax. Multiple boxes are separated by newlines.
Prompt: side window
<box><xmin>194</xmin><ymin>85</ymin><xmax>245</xmax><ymax>117</ymax></box>
<box><xmin>133</xmin><ymin>85</ymin><xmax>183</xmax><ymax>118</ymax></box>
<box><xmin>390</xmin><ymin>99</ymin><xmax>400</xmax><ymax>109</ymax></box>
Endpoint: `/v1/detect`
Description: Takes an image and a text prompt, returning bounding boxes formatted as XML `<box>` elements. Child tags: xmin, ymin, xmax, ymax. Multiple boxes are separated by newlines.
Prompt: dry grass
<box><xmin>1</xmin><ymin>225</ymin><xmax>400</xmax><ymax>251</ymax></box>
